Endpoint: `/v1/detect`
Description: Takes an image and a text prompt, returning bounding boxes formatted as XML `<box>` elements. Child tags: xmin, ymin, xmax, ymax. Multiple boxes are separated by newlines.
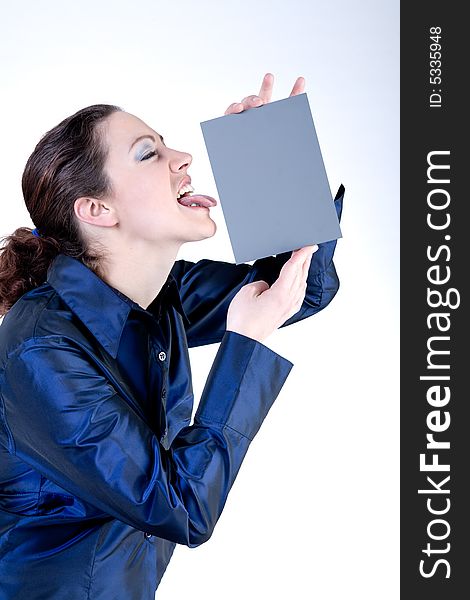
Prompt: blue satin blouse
<box><xmin>0</xmin><ymin>185</ymin><xmax>344</xmax><ymax>599</ymax></box>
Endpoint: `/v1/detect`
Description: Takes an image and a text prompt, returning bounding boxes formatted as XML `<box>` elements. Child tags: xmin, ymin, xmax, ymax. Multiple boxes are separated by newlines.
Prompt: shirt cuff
<box><xmin>194</xmin><ymin>330</ymin><xmax>294</xmax><ymax>440</ymax></box>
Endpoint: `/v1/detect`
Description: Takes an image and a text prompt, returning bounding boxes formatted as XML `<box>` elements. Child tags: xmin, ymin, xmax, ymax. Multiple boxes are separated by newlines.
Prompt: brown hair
<box><xmin>0</xmin><ymin>103</ymin><xmax>123</xmax><ymax>317</ymax></box>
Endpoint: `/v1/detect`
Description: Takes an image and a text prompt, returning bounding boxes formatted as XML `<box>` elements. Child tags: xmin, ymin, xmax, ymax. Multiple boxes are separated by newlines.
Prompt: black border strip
<box><xmin>400</xmin><ymin>3</ymin><xmax>467</xmax><ymax>598</ymax></box>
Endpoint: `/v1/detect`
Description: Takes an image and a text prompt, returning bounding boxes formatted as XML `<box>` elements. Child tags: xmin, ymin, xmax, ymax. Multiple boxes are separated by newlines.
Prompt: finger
<box><xmin>224</xmin><ymin>102</ymin><xmax>244</xmax><ymax>115</ymax></box>
<box><xmin>294</xmin><ymin>285</ymin><xmax>307</xmax><ymax>310</ymax></box>
<box><xmin>248</xmin><ymin>280</ymin><xmax>270</xmax><ymax>297</ymax></box>
<box><xmin>258</xmin><ymin>72</ymin><xmax>274</xmax><ymax>103</ymax></box>
<box><xmin>292</xmin><ymin>245</ymin><xmax>315</xmax><ymax>253</ymax></box>
<box><xmin>291</xmin><ymin>245</ymin><xmax>316</xmax><ymax>260</ymax></box>
<box><xmin>300</xmin><ymin>244</ymin><xmax>318</xmax><ymax>280</ymax></box>
<box><xmin>290</xmin><ymin>278</ymin><xmax>307</xmax><ymax>314</ymax></box>
<box><xmin>272</xmin><ymin>250</ymin><xmax>305</xmax><ymax>292</ymax></box>
<box><xmin>289</xmin><ymin>246</ymin><xmax>315</xmax><ymax>289</ymax></box>
<box><xmin>240</xmin><ymin>94</ymin><xmax>264</xmax><ymax>110</ymax></box>
<box><xmin>300</xmin><ymin>252</ymin><xmax>312</xmax><ymax>282</ymax></box>
<box><xmin>227</xmin><ymin>72</ymin><xmax>274</xmax><ymax>116</ymax></box>
<box><xmin>289</xmin><ymin>76</ymin><xmax>306</xmax><ymax>97</ymax></box>
<box><xmin>293</xmin><ymin>280</ymin><xmax>306</xmax><ymax>312</ymax></box>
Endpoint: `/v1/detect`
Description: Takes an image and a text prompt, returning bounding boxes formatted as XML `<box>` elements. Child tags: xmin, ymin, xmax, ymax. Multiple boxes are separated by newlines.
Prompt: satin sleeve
<box><xmin>0</xmin><ymin>331</ymin><xmax>293</xmax><ymax>548</ymax></box>
<box><xmin>172</xmin><ymin>184</ymin><xmax>345</xmax><ymax>348</ymax></box>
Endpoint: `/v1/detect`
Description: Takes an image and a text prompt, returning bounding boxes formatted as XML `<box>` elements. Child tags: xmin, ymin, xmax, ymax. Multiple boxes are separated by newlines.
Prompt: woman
<box><xmin>0</xmin><ymin>73</ymin><xmax>345</xmax><ymax>599</ymax></box>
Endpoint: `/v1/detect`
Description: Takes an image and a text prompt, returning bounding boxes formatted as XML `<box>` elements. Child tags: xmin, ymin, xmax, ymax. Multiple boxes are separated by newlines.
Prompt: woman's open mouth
<box><xmin>176</xmin><ymin>183</ymin><xmax>217</xmax><ymax>210</ymax></box>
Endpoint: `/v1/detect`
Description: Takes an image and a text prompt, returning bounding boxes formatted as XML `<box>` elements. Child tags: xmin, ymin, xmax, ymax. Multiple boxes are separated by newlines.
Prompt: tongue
<box><xmin>177</xmin><ymin>194</ymin><xmax>217</xmax><ymax>208</ymax></box>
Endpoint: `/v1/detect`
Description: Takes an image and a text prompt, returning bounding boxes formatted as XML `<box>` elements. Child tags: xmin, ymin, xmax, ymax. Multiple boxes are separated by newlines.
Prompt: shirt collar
<box><xmin>46</xmin><ymin>253</ymin><xmax>191</xmax><ymax>359</ymax></box>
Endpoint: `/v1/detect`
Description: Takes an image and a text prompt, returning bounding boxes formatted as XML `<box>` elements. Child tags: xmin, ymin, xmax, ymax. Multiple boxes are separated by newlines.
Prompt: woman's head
<box><xmin>0</xmin><ymin>104</ymin><xmax>217</xmax><ymax>317</ymax></box>
<box><xmin>81</xmin><ymin>109</ymin><xmax>217</xmax><ymax>253</ymax></box>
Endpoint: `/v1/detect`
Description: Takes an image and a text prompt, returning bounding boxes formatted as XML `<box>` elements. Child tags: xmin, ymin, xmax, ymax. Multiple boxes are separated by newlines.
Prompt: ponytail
<box><xmin>0</xmin><ymin>227</ymin><xmax>61</xmax><ymax>316</ymax></box>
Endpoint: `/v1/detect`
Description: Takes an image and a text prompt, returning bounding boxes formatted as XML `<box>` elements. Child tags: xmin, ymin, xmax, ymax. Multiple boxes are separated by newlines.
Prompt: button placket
<box><xmin>150</xmin><ymin>344</ymin><xmax>169</xmax><ymax>447</ymax></box>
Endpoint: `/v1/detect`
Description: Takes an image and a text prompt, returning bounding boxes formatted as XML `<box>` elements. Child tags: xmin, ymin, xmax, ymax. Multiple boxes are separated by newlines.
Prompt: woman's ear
<box><xmin>74</xmin><ymin>196</ymin><xmax>117</xmax><ymax>230</ymax></box>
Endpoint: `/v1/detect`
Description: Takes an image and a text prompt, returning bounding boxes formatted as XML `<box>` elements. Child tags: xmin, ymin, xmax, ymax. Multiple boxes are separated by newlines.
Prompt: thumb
<box><xmin>249</xmin><ymin>280</ymin><xmax>270</xmax><ymax>295</ymax></box>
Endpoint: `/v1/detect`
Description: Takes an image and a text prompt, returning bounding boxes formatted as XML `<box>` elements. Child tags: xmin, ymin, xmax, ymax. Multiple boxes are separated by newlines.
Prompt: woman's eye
<box><xmin>141</xmin><ymin>150</ymin><xmax>157</xmax><ymax>161</ymax></box>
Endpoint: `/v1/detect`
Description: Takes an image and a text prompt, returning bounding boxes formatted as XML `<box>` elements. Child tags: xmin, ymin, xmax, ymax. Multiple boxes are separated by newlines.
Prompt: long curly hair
<box><xmin>0</xmin><ymin>103</ymin><xmax>123</xmax><ymax>317</ymax></box>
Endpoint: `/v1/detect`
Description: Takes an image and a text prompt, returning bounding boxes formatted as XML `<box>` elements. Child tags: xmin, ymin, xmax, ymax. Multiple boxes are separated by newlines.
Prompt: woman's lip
<box><xmin>179</xmin><ymin>202</ymin><xmax>210</xmax><ymax>210</ymax></box>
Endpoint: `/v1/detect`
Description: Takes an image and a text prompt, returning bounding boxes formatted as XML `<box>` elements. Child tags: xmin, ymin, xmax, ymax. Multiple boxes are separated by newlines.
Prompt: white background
<box><xmin>0</xmin><ymin>1</ymin><xmax>399</xmax><ymax>598</ymax></box>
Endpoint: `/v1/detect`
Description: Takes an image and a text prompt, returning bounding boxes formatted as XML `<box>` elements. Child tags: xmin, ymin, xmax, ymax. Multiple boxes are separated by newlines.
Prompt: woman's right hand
<box><xmin>226</xmin><ymin>245</ymin><xmax>319</xmax><ymax>343</ymax></box>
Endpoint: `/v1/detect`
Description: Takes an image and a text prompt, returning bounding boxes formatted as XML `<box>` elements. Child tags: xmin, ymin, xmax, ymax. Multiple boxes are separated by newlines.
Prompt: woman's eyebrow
<box><xmin>129</xmin><ymin>133</ymin><xmax>165</xmax><ymax>152</ymax></box>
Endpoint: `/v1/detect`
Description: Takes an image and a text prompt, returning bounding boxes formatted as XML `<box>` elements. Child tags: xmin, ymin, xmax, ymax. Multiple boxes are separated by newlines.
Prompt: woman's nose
<box><xmin>171</xmin><ymin>149</ymin><xmax>192</xmax><ymax>171</ymax></box>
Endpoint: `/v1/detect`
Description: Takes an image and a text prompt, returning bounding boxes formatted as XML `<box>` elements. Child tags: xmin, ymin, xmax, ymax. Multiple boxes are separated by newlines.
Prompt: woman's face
<box><xmin>97</xmin><ymin>110</ymin><xmax>217</xmax><ymax>248</ymax></box>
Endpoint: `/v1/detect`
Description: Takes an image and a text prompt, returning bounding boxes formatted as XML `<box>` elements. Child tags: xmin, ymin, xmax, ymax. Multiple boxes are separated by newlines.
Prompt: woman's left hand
<box><xmin>224</xmin><ymin>72</ymin><xmax>305</xmax><ymax>115</ymax></box>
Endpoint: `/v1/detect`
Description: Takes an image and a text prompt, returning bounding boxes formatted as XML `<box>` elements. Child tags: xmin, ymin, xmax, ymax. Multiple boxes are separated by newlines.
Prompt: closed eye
<box><xmin>141</xmin><ymin>150</ymin><xmax>158</xmax><ymax>161</ymax></box>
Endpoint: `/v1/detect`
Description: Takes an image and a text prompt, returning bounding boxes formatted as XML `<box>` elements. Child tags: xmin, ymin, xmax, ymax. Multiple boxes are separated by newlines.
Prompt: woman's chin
<box><xmin>202</xmin><ymin>218</ymin><xmax>217</xmax><ymax>237</ymax></box>
<box><xmin>185</xmin><ymin>216</ymin><xmax>217</xmax><ymax>241</ymax></box>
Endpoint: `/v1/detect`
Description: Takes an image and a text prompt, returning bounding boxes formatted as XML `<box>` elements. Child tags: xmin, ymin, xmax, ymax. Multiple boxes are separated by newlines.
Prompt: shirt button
<box><xmin>161</xmin><ymin>388</ymin><xmax>167</xmax><ymax>399</ymax></box>
<box><xmin>158</xmin><ymin>351</ymin><xmax>166</xmax><ymax>361</ymax></box>
<box><xmin>144</xmin><ymin>532</ymin><xmax>154</xmax><ymax>540</ymax></box>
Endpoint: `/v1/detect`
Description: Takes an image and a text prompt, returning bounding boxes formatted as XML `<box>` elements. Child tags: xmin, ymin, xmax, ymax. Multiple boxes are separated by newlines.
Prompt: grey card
<box><xmin>200</xmin><ymin>92</ymin><xmax>342</xmax><ymax>264</ymax></box>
